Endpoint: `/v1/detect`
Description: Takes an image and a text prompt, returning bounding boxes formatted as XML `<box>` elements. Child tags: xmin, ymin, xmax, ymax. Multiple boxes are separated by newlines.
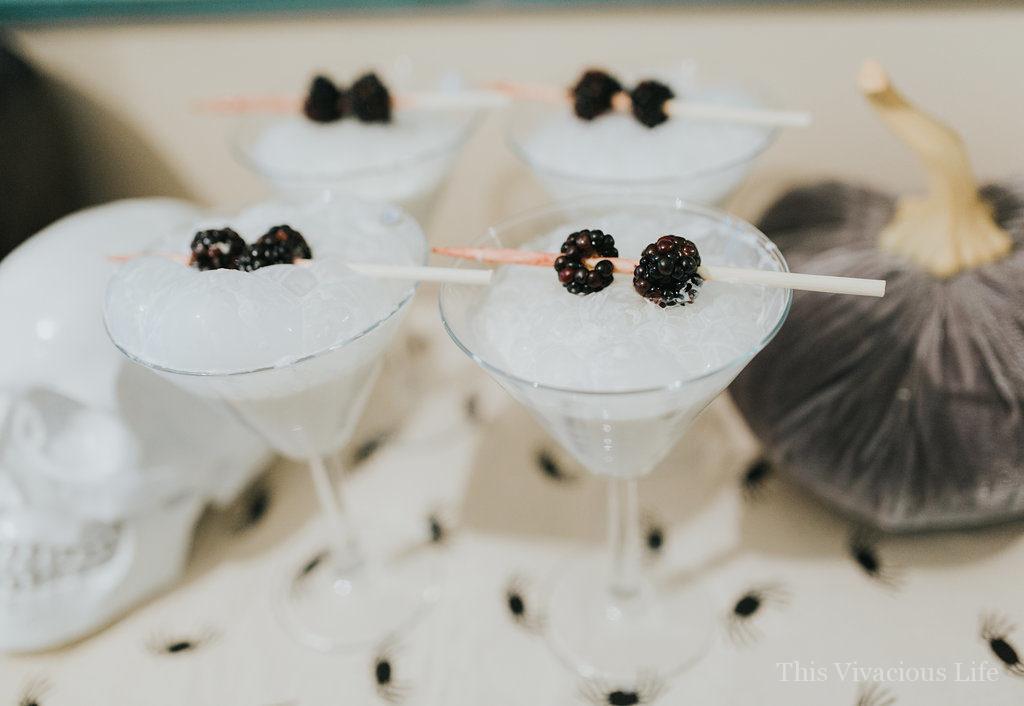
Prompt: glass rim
<box><xmin>104</xmin><ymin>203</ymin><xmax>427</xmax><ymax>380</ymax></box>
<box><xmin>231</xmin><ymin>110</ymin><xmax>483</xmax><ymax>185</ymax></box>
<box><xmin>438</xmin><ymin>194</ymin><xmax>793</xmax><ymax>398</ymax></box>
<box><xmin>505</xmin><ymin>85</ymin><xmax>779</xmax><ymax>186</ymax></box>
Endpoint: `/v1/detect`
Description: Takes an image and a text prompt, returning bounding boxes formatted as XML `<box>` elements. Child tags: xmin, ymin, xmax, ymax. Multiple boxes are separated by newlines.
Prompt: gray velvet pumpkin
<box><xmin>730</xmin><ymin>63</ymin><xmax>1024</xmax><ymax>531</ymax></box>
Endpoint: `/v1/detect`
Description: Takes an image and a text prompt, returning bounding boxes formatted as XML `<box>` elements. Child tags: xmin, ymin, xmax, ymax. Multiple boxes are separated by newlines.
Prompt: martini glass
<box><xmin>103</xmin><ymin>199</ymin><xmax>437</xmax><ymax>651</ymax></box>
<box><xmin>439</xmin><ymin>194</ymin><xmax>791</xmax><ymax>678</ymax></box>
<box><xmin>233</xmin><ymin>108</ymin><xmax>484</xmax><ymax>449</ymax></box>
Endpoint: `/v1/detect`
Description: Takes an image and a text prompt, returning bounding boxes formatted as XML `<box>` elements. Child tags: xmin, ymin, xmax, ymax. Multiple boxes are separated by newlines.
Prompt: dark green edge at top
<box><xmin>0</xmin><ymin>0</ymin><xmax>884</xmax><ymax>25</ymax></box>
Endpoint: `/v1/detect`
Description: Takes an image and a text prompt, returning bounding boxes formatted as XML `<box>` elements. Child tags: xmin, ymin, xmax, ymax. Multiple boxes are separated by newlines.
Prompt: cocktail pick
<box><xmin>111</xmin><ymin>250</ymin><xmax>885</xmax><ymax>296</ymax></box>
<box><xmin>432</xmin><ymin>246</ymin><xmax>886</xmax><ymax>297</ymax></box>
<box><xmin>490</xmin><ymin>79</ymin><xmax>812</xmax><ymax>128</ymax></box>
<box><xmin>195</xmin><ymin>89</ymin><xmax>510</xmax><ymax>115</ymax></box>
<box><xmin>108</xmin><ymin>252</ymin><xmax>492</xmax><ymax>285</ymax></box>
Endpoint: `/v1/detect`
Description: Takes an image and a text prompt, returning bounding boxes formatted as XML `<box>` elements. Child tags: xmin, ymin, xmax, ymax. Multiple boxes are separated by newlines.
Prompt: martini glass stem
<box><xmin>607</xmin><ymin>477</ymin><xmax>643</xmax><ymax>602</ymax></box>
<box><xmin>307</xmin><ymin>454</ymin><xmax>362</xmax><ymax>573</ymax></box>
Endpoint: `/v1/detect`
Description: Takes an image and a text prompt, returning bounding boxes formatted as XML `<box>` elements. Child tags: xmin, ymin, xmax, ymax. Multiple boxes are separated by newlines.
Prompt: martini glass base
<box><xmin>544</xmin><ymin>554</ymin><xmax>714</xmax><ymax>680</ymax></box>
<box><xmin>276</xmin><ymin>549</ymin><xmax>441</xmax><ymax>652</ymax></box>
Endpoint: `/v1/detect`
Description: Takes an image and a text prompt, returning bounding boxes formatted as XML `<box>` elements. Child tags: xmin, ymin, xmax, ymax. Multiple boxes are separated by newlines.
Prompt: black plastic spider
<box><xmin>372</xmin><ymin>639</ymin><xmax>410</xmax><ymax>703</ymax></box>
<box><xmin>350</xmin><ymin>430</ymin><xmax>392</xmax><ymax>466</ymax></box>
<box><xmin>855</xmin><ymin>681</ymin><xmax>897</xmax><ymax>706</ymax></box>
<box><xmin>580</xmin><ymin>672</ymin><xmax>665</xmax><ymax>705</ymax></box>
<box><xmin>464</xmin><ymin>394</ymin><xmax>481</xmax><ymax>424</ymax></box>
<box><xmin>17</xmin><ymin>677</ymin><xmax>48</xmax><ymax>706</ymax></box>
<box><xmin>290</xmin><ymin>549</ymin><xmax>327</xmax><ymax>597</ymax></box>
<box><xmin>147</xmin><ymin>627</ymin><xmax>217</xmax><ymax>656</ymax></box>
<box><xmin>642</xmin><ymin>512</ymin><xmax>665</xmax><ymax>557</ymax></box>
<box><xmin>232</xmin><ymin>478</ymin><xmax>272</xmax><ymax>532</ymax></box>
<box><xmin>505</xmin><ymin>575</ymin><xmax>544</xmax><ymax>633</ymax></box>
<box><xmin>847</xmin><ymin>528</ymin><xmax>901</xmax><ymax>588</ymax></box>
<box><xmin>428</xmin><ymin>513</ymin><xmax>448</xmax><ymax>545</ymax></box>
<box><xmin>741</xmin><ymin>458</ymin><xmax>772</xmax><ymax>499</ymax></box>
<box><xmin>535</xmin><ymin>449</ymin><xmax>577</xmax><ymax>483</ymax></box>
<box><xmin>726</xmin><ymin>583</ymin><xmax>790</xmax><ymax>646</ymax></box>
<box><xmin>426</xmin><ymin>507</ymin><xmax>457</xmax><ymax>546</ymax></box>
<box><xmin>981</xmin><ymin>612</ymin><xmax>1024</xmax><ymax>676</ymax></box>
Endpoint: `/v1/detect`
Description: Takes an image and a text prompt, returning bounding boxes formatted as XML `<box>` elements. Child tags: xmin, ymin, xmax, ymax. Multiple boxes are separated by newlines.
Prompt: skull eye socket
<box><xmin>3</xmin><ymin>389</ymin><xmax>138</xmax><ymax>480</ymax></box>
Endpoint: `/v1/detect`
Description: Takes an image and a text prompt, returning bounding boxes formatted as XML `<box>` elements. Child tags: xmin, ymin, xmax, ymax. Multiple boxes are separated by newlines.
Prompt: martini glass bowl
<box><xmin>439</xmin><ymin>194</ymin><xmax>791</xmax><ymax>678</ymax></box>
<box><xmin>103</xmin><ymin>198</ymin><xmax>436</xmax><ymax>651</ymax></box>
<box><xmin>232</xmin><ymin>110</ymin><xmax>480</xmax><ymax>224</ymax></box>
<box><xmin>506</xmin><ymin>83</ymin><xmax>778</xmax><ymax>206</ymax></box>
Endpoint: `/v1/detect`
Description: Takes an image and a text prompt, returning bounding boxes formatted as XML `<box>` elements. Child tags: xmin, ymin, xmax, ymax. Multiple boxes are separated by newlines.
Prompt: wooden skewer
<box><xmin>432</xmin><ymin>246</ymin><xmax>886</xmax><ymax>298</ymax></box>
<box><xmin>195</xmin><ymin>89</ymin><xmax>510</xmax><ymax>115</ymax></box>
<box><xmin>108</xmin><ymin>252</ymin><xmax>494</xmax><ymax>286</ymax></box>
<box><xmin>196</xmin><ymin>96</ymin><xmax>301</xmax><ymax>114</ymax></box>
<box><xmin>110</xmin><ymin>247</ymin><xmax>886</xmax><ymax>297</ymax></box>
<box><xmin>490</xmin><ymin>80</ymin><xmax>812</xmax><ymax>128</ymax></box>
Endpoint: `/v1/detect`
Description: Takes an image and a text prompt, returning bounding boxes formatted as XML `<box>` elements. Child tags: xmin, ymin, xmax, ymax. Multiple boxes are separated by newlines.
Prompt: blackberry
<box><xmin>303</xmin><ymin>75</ymin><xmax>344</xmax><ymax>123</ymax></box>
<box><xmin>349</xmin><ymin>72</ymin><xmax>392</xmax><ymax>123</ymax></box>
<box><xmin>553</xmin><ymin>229</ymin><xmax>618</xmax><ymax>295</ymax></box>
<box><xmin>238</xmin><ymin>224</ymin><xmax>313</xmax><ymax>271</ymax></box>
<box><xmin>189</xmin><ymin>228</ymin><xmax>247</xmax><ymax>271</ymax></box>
<box><xmin>629</xmin><ymin>79</ymin><xmax>675</xmax><ymax>128</ymax></box>
<box><xmin>632</xmin><ymin>235</ymin><xmax>703</xmax><ymax>307</ymax></box>
<box><xmin>571</xmin><ymin>69</ymin><xmax>623</xmax><ymax>121</ymax></box>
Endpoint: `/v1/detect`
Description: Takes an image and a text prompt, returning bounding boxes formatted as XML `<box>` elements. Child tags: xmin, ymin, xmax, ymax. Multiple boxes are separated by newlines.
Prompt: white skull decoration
<box><xmin>0</xmin><ymin>199</ymin><xmax>271</xmax><ymax>652</ymax></box>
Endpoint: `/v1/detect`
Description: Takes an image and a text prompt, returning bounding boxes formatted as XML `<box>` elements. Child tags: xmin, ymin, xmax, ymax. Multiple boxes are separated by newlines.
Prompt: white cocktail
<box><xmin>105</xmin><ymin>197</ymin><xmax>433</xmax><ymax>650</ymax></box>
<box><xmin>440</xmin><ymin>195</ymin><xmax>791</xmax><ymax>678</ymax></box>
<box><xmin>508</xmin><ymin>69</ymin><xmax>777</xmax><ymax>205</ymax></box>
<box><xmin>234</xmin><ymin>96</ymin><xmax>478</xmax><ymax>223</ymax></box>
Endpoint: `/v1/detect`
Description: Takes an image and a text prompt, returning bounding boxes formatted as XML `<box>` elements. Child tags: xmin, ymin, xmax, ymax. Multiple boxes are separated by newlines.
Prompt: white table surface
<box><xmin>4</xmin><ymin>289</ymin><xmax>1024</xmax><ymax>706</ymax></box>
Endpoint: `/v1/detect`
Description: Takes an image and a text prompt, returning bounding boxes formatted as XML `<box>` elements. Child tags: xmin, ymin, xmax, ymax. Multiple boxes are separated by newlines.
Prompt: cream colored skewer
<box><xmin>609</xmin><ymin>91</ymin><xmax>811</xmax><ymax>127</ymax></box>
<box><xmin>698</xmin><ymin>265</ymin><xmax>885</xmax><ymax>297</ymax></box>
<box><xmin>669</xmin><ymin>102</ymin><xmax>811</xmax><ymax>127</ymax></box>
<box><xmin>432</xmin><ymin>247</ymin><xmax>886</xmax><ymax>297</ymax></box>
<box><xmin>338</xmin><ymin>262</ymin><xmax>886</xmax><ymax>297</ymax></box>
<box><xmin>492</xmin><ymin>81</ymin><xmax>812</xmax><ymax>128</ymax></box>
<box><xmin>108</xmin><ymin>252</ymin><xmax>495</xmax><ymax>286</ymax></box>
<box><xmin>195</xmin><ymin>89</ymin><xmax>510</xmax><ymax>115</ymax></box>
<box><xmin>111</xmin><ymin>250</ymin><xmax>885</xmax><ymax>296</ymax></box>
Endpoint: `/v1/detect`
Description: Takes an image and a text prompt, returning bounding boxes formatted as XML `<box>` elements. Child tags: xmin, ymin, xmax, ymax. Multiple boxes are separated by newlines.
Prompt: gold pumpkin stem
<box><xmin>858</xmin><ymin>59</ymin><xmax>1012</xmax><ymax>277</ymax></box>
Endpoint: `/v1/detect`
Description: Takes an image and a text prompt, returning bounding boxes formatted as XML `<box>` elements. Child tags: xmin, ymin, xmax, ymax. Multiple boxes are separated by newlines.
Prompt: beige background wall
<box><xmin>10</xmin><ymin>3</ymin><xmax>1024</xmax><ymax>238</ymax></box>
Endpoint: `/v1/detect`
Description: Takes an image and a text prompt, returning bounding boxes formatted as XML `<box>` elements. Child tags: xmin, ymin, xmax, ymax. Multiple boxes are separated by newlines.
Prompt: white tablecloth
<box><xmin>3</xmin><ymin>293</ymin><xmax>1024</xmax><ymax>706</ymax></box>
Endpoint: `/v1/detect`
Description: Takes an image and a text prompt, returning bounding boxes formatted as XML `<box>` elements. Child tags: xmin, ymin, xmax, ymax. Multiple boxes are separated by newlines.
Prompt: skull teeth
<box><xmin>0</xmin><ymin>522</ymin><xmax>121</xmax><ymax>593</ymax></box>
